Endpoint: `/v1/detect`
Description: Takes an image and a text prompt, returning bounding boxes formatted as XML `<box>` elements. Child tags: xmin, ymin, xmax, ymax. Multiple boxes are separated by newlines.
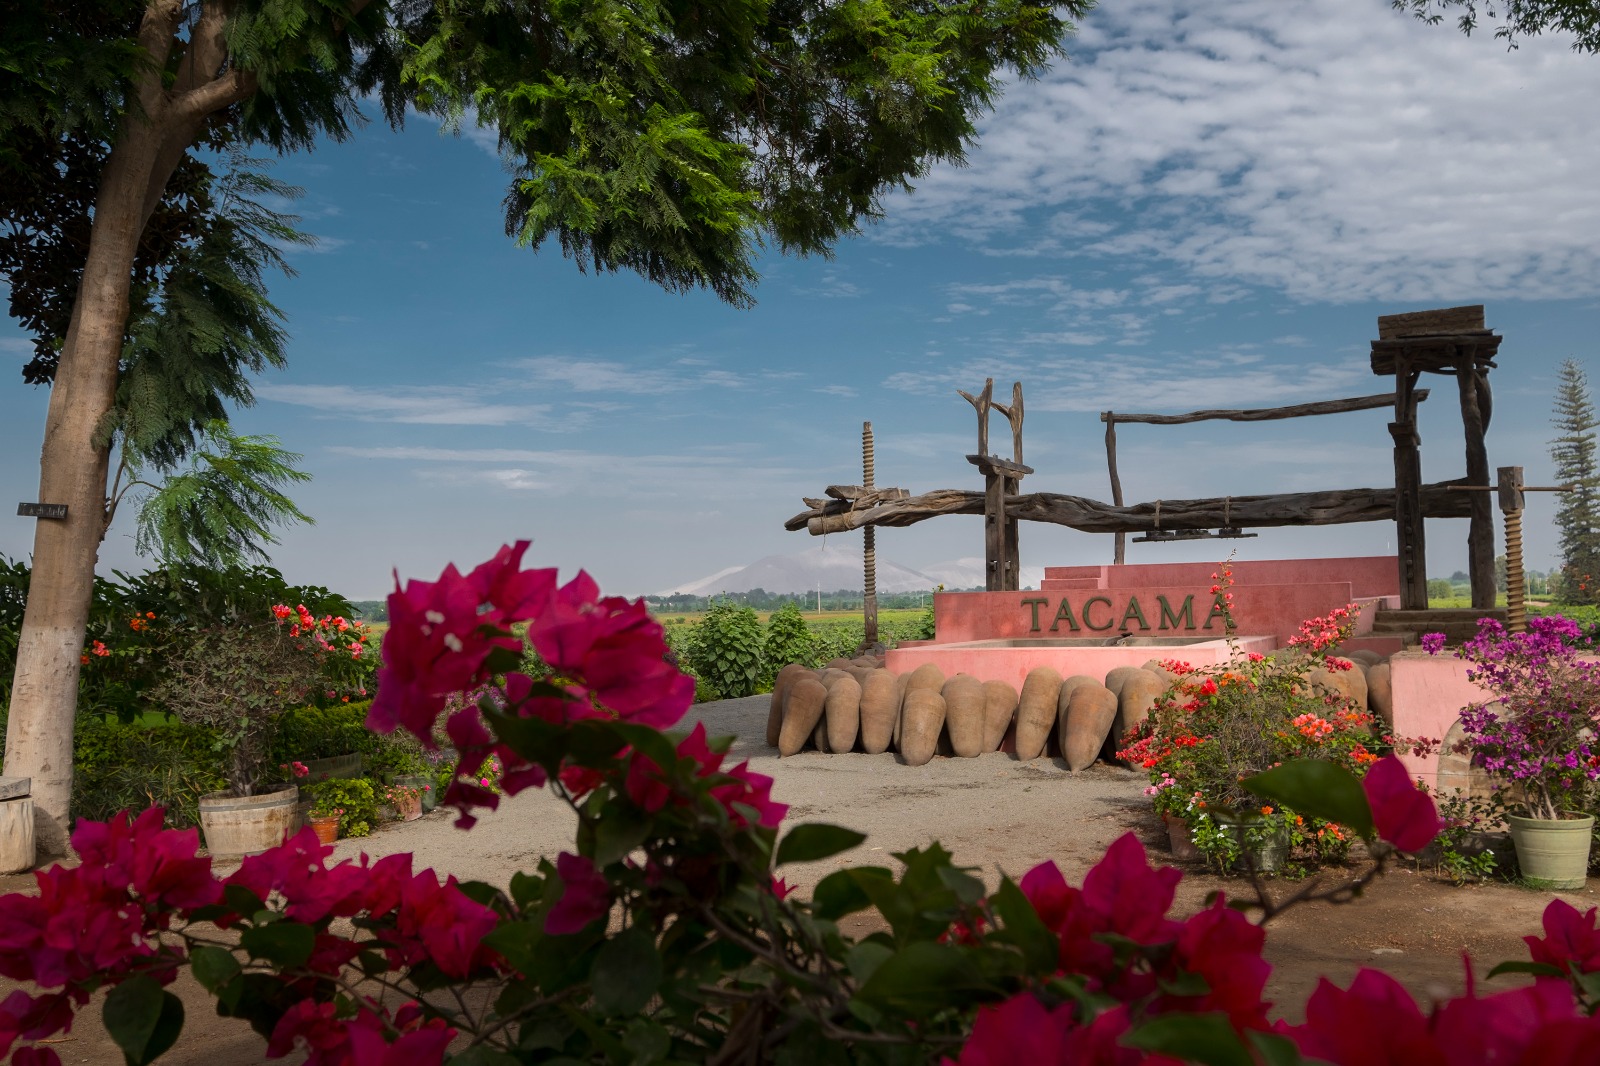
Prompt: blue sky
<box><xmin>5</xmin><ymin>0</ymin><xmax>1600</xmax><ymax>599</ymax></box>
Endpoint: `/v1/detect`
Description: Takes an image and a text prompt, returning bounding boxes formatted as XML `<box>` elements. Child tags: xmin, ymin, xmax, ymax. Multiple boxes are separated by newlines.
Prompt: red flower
<box><xmin>1361</xmin><ymin>755</ymin><xmax>1442</xmax><ymax>852</ymax></box>
<box><xmin>546</xmin><ymin>853</ymin><xmax>610</xmax><ymax>935</ymax></box>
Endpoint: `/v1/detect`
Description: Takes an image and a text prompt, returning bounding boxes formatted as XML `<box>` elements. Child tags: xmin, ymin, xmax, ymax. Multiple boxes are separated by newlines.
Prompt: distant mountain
<box><xmin>660</xmin><ymin>545</ymin><xmax>943</xmax><ymax>596</ymax></box>
<box><xmin>658</xmin><ymin>548</ymin><xmax>1052</xmax><ymax>596</ymax></box>
<box><xmin>918</xmin><ymin>556</ymin><xmax>1045</xmax><ymax>591</ymax></box>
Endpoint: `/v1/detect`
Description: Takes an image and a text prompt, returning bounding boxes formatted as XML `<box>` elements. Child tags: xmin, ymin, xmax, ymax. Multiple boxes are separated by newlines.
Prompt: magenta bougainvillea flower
<box><xmin>1361</xmin><ymin>754</ymin><xmax>1443</xmax><ymax>852</ymax></box>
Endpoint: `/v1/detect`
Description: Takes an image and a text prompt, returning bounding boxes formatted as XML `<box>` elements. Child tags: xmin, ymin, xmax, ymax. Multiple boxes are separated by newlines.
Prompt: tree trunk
<box><xmin>3</xmin><ymin>113</ymin><xmax>174</xmax><ymax>859</ymax></box>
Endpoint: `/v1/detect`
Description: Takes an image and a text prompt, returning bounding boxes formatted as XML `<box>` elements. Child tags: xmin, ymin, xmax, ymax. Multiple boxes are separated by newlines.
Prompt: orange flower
<box><xmin>1260</xmin><ymin>805</ymin><xmax>1274</xmax><ymax>816</ymax></box>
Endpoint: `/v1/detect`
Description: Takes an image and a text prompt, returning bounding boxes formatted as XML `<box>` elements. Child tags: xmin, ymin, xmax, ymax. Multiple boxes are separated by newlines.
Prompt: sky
<box><xmin>4</xmin><ymin>0</ymin><xmax>1600</xmax><ymax>600</ymax></box>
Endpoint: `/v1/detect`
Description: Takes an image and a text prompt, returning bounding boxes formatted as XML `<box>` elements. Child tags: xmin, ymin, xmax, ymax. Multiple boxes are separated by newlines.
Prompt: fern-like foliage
<box><xmin>113</xmin><ymin>155</ymin><xmax>310</xmax><ymax>467</ymax></box>
<box><xmin>129</xmin><ymin>421</ymin><xmax>313</xmax><ymax>570</ymax></box>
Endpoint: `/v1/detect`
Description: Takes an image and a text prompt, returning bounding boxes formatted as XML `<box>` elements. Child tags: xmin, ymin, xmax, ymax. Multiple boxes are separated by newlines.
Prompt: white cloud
<box><xmin>256</xmin><ymin>383</ymin><xmax>552</xmax><ymax>426</ymax></box>
<box><xmin>882</xmin><ymin>348</ymin><xmax>1373</xmax><ymax>414</ymax></box>
<box><xmin>509</xmin><ymin>356</ymin><xmax>747</xmax><ymax>395</ymax></box>
<box><xmin>877</xmin><ymin>0</ymin><xmax>1600</xmax><ymax>302</ymax></box>
<box><xmin>816</xmin><ymin>384</ymin><xmax>858</xmax><ymax>398</ymax></box>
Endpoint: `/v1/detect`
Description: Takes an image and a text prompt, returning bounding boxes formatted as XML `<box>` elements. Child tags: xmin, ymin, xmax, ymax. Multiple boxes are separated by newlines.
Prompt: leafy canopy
<box><xmin>3</xmin><ymin>0</ymin><xmax>1092</xmax><ymax>312</ymax></box>
<box><xmin>1393</xmin><ymin>0</ymin><xmax>1600</xmax><ymax>52</ymax></box>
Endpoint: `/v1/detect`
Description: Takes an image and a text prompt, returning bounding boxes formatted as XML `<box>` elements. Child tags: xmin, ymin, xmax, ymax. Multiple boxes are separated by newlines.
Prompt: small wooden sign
<box><xmin>17</xmin><ymin>503</ymin><xmax>68</xmax><ymax>519</ymax></box>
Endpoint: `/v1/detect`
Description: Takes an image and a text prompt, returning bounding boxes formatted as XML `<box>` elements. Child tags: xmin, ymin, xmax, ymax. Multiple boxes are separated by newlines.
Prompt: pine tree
<box><xmin>1549</xmin><ymin>359</ymin><xmax>1600</xmax><ymax>603</ymax></box>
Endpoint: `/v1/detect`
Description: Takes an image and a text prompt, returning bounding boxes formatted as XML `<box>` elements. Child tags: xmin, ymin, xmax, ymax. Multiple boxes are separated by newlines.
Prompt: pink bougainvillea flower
<box><xmin>525</xmin><ymin>572</ymin><xmax>691</xmax><ymax>728</ymax></box>
<box><xmin>1525</xmin><ymin>900</ymin><xmax>1600</xmax><ymax>976</ymax></box>
<box><xmin>948</xmin><ymin>990</ymin><xmax>1076</xmax><ymax>1066</ymax></box>
<box><xmin>546</xmin><ymin>853</ymin><xmax>610</xmax><ymax>935</ymax></box>
<box><xmin>1286</xmin><ymin>966</ymin><xmax>1600</xmax><ymax>1065</ymax></box>
<box><xmin>1018</xmin><ymin>834</ymin><xmax>1182</xmax><ymax>994</ymax></box>
<box><xmin>0</xmin><ymin>990</ymin><xmax>78</xmax><ymax>1062</ymax></box>
<box><xmin>367</xmin><ymin>561</ymin><xmax>521</xmax><ymax>741</ymax></box>
<box><xmin>464</xmin><ymin>540</ymin><xmax>557</xmax><ymax>624</ymax></box>
<box><xmin>769</xmin><ymin>876</ymin><xmax>793</xmax><ymax>900</ymax></box>
<box><xmin>390</xmin><ymin>871</ymin><xmax>500</xmax><ymax>978</ymax></box>
<box><xmin>1168</xmin><ymin>898</ymin><xmax>1272</xmax><ymax>1031</ymax></box>
<box><xmin>345</xmin><ymin>1021</ymin><xmax>454</xmax><ymax>1066</ymax></box>
<box><xmin>1283</xmin><ymin>969</ymin><xmax>1442</xmax><ymax>1064</ymax></box>
<box><xmin>1361</xmin><ymin>754</ymin><xmax>1442</xmax><ymax>852</ymax></box>
<box><xmin>226</xmin><ymin>829</ymin><xmax>369</xmax><ymax>925</ymax></box>
<box><xmin>710</xmin><ymin>761</ymin><xmax>788</xmax><ymax>828</ymax></box>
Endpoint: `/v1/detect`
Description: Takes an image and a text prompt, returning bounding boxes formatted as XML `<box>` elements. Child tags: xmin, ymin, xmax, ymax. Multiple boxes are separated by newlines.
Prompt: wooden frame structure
<box><xmin>1371</xmin><ymin>305</ymin><xmax>1500</xmax><ymax>609</ymax></box>
<box><xmin>787</xmin><ymin>307</ymin><xmax>1499</xmax><ymax>604</ymax></box>
<box><xmin>1100</xmin><ymin>390</ymin><xmax>1429</xmax><ymax>564</ymax></box>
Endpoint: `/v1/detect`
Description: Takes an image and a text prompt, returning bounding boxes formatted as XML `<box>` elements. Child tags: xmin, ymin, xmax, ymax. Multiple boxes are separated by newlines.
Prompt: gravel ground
<box><xmin>326</xmin><ymin>694</ymin><xmax>1150</xmax><ymax>895</ymax></box>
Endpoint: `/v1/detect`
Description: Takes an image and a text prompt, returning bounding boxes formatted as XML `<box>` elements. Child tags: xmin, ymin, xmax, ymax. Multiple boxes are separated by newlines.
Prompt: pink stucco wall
<box><xmin>1041</xmin><ymin>556</ymin><xmax>1399</xmax><ymax>598</ymax></box>
<box><xmin>933</xmin><ymin>583</ymin><xmax>1377</xmax><ymax>647</ymax></box>
<box><xmin>1390</xmin><ymin>652</ymin><xmax>1489</xmax><ymax>789</ymax></box>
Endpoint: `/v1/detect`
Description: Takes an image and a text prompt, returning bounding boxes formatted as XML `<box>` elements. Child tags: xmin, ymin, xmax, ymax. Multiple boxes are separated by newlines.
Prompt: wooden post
<box><xmin>862</xmin><ymin>422</ymin><xmax>878</xmax><ymax>648</ymax></box>
<box><xmin>1390</xmin><ymin>362</ymin><xmax>1429</xmax><ymax>610</ymax></box>
<box><xmin>1104</xmin><ymin>413</ymin><xmax>1126</xmax><ymax>565</ymax></box>
<box><xmin>1459</xmin><ymin>365</ymin><xmax>1496</xmax><ymax>610</ymax></box>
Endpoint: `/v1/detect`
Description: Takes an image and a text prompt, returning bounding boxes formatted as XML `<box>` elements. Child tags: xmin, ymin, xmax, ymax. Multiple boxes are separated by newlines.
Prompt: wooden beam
<box><xmin>1099</xmin><ymin>390</ymin><xmax>1427</xmax><ymax>427</ymax></box>
<box><xmin>1377</xmin><ymin>305</ymin><xmax>1484</xmax><ymax>339</ymax></box>
<box><xmin>787</xmin><ymin>481</ymin><xmax>1475</xmax><ymax>536</ymax></box>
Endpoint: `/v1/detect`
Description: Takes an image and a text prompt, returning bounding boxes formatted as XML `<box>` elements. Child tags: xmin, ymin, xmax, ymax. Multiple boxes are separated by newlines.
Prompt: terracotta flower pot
<box><xmin>309</xmin><ymin>814</ymin><xmax>340</xmax><ymax>845</ymax></box>
<box><xmin>1163</xmin><ymin>814</ymin><xmax>1202</xmax><ymax>862</ymax></box>
<box><xmin>1508</xmin><ymin>813</ymin><xmax>1594</xmax><ymax>891</ymax></box>
<box><xmin>392</xmin><ymin>792</ymin><xmax>423</xmax><ymax>822</ymax></box>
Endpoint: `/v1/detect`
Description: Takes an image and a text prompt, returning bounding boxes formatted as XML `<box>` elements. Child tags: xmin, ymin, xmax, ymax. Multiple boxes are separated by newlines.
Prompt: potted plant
<box><xmin>151</xmin><ymin>599</ymin><xmax>367</xmax><ymax>857</ymax></box>
<box><xmin>1426</xmin><ymin>615</ymin><xmax>1600</xmax><ymax>889</ymax></box>
<box><xmin>1120</xmin><ymin>591</ymin><xmax>1384</xmax><ymax>875</ymax></box>
<box><xmin>384</xmin><ymin>783</ymin><xmax>424</xmax><ymax>822</ymax></box>
<box><xmin>307</xmin><ymin>802</ymin><xmax>343</xmax><ymax>845</ymax></box>
<box><xmin>304</xmin><ymin>778</ymin><xmax>377</xmax><ymax>839</ymax></box>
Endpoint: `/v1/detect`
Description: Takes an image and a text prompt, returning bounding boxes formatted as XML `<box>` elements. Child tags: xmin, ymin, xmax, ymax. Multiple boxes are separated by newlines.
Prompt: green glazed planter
<box><xmin>1215</xmin><ymin>814</ymin><xmax>1292</xmax><ymax>873</ymax></box>
<box><xmin>1508</xmin><ymin>813</ymin><xmax>1594</xmax><ymax>891</ymax></box>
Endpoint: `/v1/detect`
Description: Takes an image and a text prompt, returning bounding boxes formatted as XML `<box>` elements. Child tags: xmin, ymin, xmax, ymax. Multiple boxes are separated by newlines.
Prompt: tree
<box><xmin>1393</xmin><ymin>0</ymin><xmax>1600</xmax><ymax>52</ymax></box>
<box><xmin>2</xmin><ymin>0</ymin><xmax>1091</xmax><ymax>854</ymax></box>
<box><xmin>1549</xmin><ymin>359</ymin><xmax>1600</xmax><ymax>604</ymax></box>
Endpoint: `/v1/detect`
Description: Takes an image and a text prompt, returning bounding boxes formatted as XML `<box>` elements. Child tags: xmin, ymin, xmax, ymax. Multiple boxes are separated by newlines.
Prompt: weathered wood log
<box><xmin>1377</xmin><ymin>305</ymin><xmax>1484</xmax><ymax>339</ymax></box>
<box><xmin>789</xmin><ymin>481</ymin><xmax>1474</xmax><ymax>536</ymax></box>
<box><xmin>1101</xmin><ymin>390</ymin><xmax>1429</xmax><ymax>427</ymax></box>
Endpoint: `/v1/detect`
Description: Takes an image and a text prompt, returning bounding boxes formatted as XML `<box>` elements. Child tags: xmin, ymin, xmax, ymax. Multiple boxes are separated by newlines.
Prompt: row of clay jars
<box><xmin>766</xmin><ymin>661</ymin><xmax>1174</xmax><ymax>770</ymax></box>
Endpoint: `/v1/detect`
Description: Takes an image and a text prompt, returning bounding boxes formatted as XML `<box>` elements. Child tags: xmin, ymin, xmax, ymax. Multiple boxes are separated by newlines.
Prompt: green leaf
<box><xmin>776</xmin><ymin>823</ymin><xmax>867</xmax><ymax>865</ymax></box>
<box><xmin>103</xmin><ymin>977</ymin><xmax>185</xmax><ymax>1066</ymax></box>
<box><xmin>1242</xmin><ymin>759</ymin><xmax>1375</xmax><ymax>838</ymax></box>
<box><xmin>482</xmin><ymin>920</ymin><xmax>545</xmax><ymax>976</ymax></box>
<box><xmin>189</xmin><ymin>946</ymin><xmax>241</xmax><ymax>993</ymax></box>
<box><xmin>240</xmin><ymin>921</ymin><xmax>315</xmax><ymax>968</ymax></box>
<box><xmin>485</xmin><ymin>709</ymin><xmax>570</xmax><ymax>768</ymax></box>
<box><xmin>448</xmin><ymin>1048</ymin><xmax>525</xmax><ymax>1066</ymax></box>
<box><xmin>989</xmin><ymin>877</ymin><xmax>1059</xmax><ymax>973</ymax></box>
<box><xmin>856</xmin><ymin>942</ymin><xmax>996</xmax><ymax>1011</ymax></box>
<box><xmin>1487</xmin><ymin>960</ymin><xmax>1568</xmax><ymax>980</ymax></box>
<box><xmin>1123</xmin><ymin>1013</ymin><xmax>1253</xmax><ymax>1066</ymax></box>
<box><xmin>1250</xmin><ymin>1030</ymin><xmax>1311</xmax><ymax>1066</ymax></box>
<box><xmin>610</xmin><ymin>722</ymin><xmax>681</xmax><ymax>771</ymax></box>
<box><xmin>813</xmin><ymin>867</ymin><xmax>890</xmax><ymax>920</ymax></box>
<box><xmin>590</xmin><ymin>925</ymin><xmax>662</xmax><ymax>1016</ymax></box>
<box><xmin>593</xmin><ymin>806</ymin><xmax>652</xmax><ymax>867</ymax></box>
<box><xmin>845</xmin><ymin>940</ymin><xmax>895</xmax><ymax>983</ymax></box>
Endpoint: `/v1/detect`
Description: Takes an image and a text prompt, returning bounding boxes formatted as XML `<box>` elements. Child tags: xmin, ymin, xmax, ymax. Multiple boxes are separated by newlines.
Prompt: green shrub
<box><xmin>683</xmin><ymin>599</ymin><xmax>764</xmax><ymax>699</ymax></box>
<box><xmin>304</xmin><ymin>777</ymin><xmax>378</xmax><ymax>838</ymax></box>
<box><xmin>71</xmin><ymin>716</ymin><xmax>228</xmax><ymax>830</ymax></box>
<box><xmin>760</xmin><ymin>604</ymin><xmax>814</xmax><ymax>684</ymax></box>
<box><xmin>269</xmin><ymin>702</ymin><xmax>381</xmax><ymax>762</ymax></box>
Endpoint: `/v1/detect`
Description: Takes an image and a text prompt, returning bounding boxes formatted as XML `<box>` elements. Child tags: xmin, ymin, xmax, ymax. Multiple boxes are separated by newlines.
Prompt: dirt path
<box><xmin>6</xmin><ymin>695</ymin><xmax>1595</xmax><ymax>1062</ymax></box>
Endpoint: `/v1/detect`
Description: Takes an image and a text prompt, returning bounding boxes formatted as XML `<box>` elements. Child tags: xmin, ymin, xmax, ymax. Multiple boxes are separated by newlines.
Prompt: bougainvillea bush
<box><xmin>1424</xmin><ymin>615</ymin><xmax>1600</xmax><ymax>821</ymax></box>
<box><xmin>5</xmin><ymin>544</ymin><xmax>1600</xmax><ymax>1066</ymax></box>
